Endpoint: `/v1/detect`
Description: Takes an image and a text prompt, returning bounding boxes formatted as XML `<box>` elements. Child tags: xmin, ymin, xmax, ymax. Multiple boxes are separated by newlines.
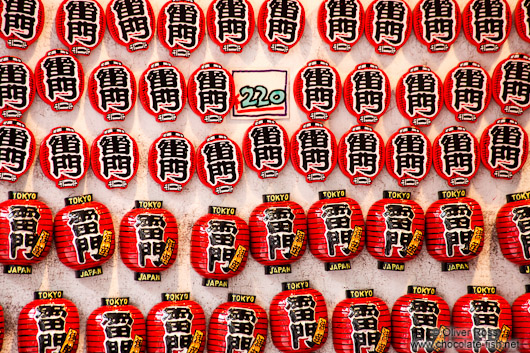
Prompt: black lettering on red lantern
<box><xmin>492</xmin><ymin>54</ymin><xmax>530</xmax><ymax>116</ymax></box>
<box><xmin>0</xmin><ymin>0</ymin><xmax>44</xmax><ymax>49</ymax></box>
<box><xmin>106</xmin><ymin>0</ymin><xmax>154</xmax><ymax>52</ymax></box>
<box><xmin>318</xmin><ymin>0</ymin><xmax>364</xmax><ymax>52</ymax></box>
<box><xmin>257</xmin><ymin>0</ymin><xmax>305</xmax><ymax>53</ymax></box>
<box><xmin>413</xmin><ymin>0</ymin><xmax>460</xmax><ymax>52</ymax></box>
<box><xmin>365</xmin><ymin>0</ymin><xmax>412</xmax><ymax>55</ymax></box>
<box><xmin>0</xmin><ymin>56</ymin><xmax>35</xmax><ymax>119</ymax></box>
<box><xmin>0</xmin><ymin>120</ymin><xmax>35</xmax><ymax>183</ymax></box>
<box><xmin>207</xmin><ymin>0</ymin><xmax>254</xmax><ymax>53</ymax></box>
<box><xmin>515</xmin><ymin>0</ymin><xmax>530</xmax><ymax>43</ymax></box>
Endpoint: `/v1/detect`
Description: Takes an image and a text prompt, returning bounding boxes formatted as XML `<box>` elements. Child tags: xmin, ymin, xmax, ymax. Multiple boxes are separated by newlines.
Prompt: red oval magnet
<box><xmin>0</xmin><ymin>56</ymin><xmax>35</xmax><ymax>119</ymax></box>
<box><xmin>413</xmin><ymin>0</ymin><xmax>461</xmax><ymax>53</ymax></box>
<box><xmin>386</xmin><ymin>127</ymin><xmax>432</xmax><ymax>187</ymax></box>
<box><xmin>515</xmin><ymin>0</ymin><xmax>530</xmax><ymax>43</ymax></box>
<box><xmin>365</xmin><ymin>0</ymin><xmax>412</xmax><ymax>55</ymax></box>
<box><xmin>318</xmin><ymin>0</ymin><xmax>364</xmax><ymax>52</ymax></box>
<box><xmin>257</xmin><ymin>0</ymin><xmax>305</xmax><ymax>54</ymax></box>
<box><xmin>188</xmin><ymin>63</ymin><xmax>235</xmax><ymax>124</ymax></box>
<box><xmin>56</xmin><ymin>0</ymin><xmax>106</xmax><ymax>56</ymax></box>
<box><xmin>293</xmin><ymin>60</ymin><xmax>341</xmax><ymax>121</ymax></box>
<box><xmin>139</xmin><ymin>61</ymin><xmax>186</xmax><ymax>122</ymax></box>
<box><xmin>513</xmin><ymin>287</ymin><xmax>530</xmax><ymax>353</ymax></box>
<box><xmin>0</xmin><ymin>0</ymin><xmax>44</xmax><ymax>50</ymax></box>
<box><xmin>91</xmin><ymin>128</ymin><xmax>139</xmax><ymax>189</ymax></box>
<box><xmin>148</xmin><ymin>131</ymin><xmax>195</xmax><ymax>193</ymax></box>
<box><xmin>207</xmin><ymin>0</ymin><xmax>255</xmax><ymax>53</ymax></box>
<box><xmin>0</xmin><ymin>120</ymin><xmax>35</xmax><ymax>183</ymax></box>
<box><xmin>106</xmin><ymin>0</ymin><xmax>154</xmax><ymax>52</ymax></box>
<box><xmin>158</xmin><ymin>0</ymin><xmax>205</xmax><ymax>58</ymax></box>
<box><xmin>492</xmin><ymin>54</ymin><xmax>530</xmax><ymax>116</ymax></box>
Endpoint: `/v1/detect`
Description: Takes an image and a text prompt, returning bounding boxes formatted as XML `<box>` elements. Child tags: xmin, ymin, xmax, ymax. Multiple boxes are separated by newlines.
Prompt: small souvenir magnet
<box><xmin>0</xmin><ymin>120</ymin><xmax>35</xmax><ymax>183</ymax></box>
<box><xmin>106</xmin><ymin>0</ymin><xmax>155</xmax><ymax>52</ymax></box>
<box><xmin>0</xmin><ymin>56</ymin><xmax>35</xmax><ymax>119</ymax></box>
<box><xmin>0</xmin><ymin>0</ymin><xmax>44</xmax><ymax>50</ymax></box>
<box><xmin>318</xmin><ymin>0</ymin><xmax>364</xmax><ymax>52</ymax></box>
<box><xmin>492</xmin><ymin>54</ymin><xmax>530</xmax><ymax>116</ymax></box>
<box><xmin>207</xmin><ymin>0</ymin><xmax>255</xmax><ymax>53</ymax></box>
<box><xmin>365</xmin><ymin>0</ymin><xmax>412</xmax><ymax>55</ymax></box>
<box><xmin>413</xmin><ymin>0</ymin><xmax>461</xmax><ymax>52</ymax></box>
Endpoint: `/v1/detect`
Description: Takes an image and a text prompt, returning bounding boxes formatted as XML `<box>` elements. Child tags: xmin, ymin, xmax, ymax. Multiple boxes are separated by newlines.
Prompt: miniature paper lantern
<box><xmin>515</xmin><ymin>0</ymin><xmax>530</xmax><ymax>43</ymax></box>
<box><xmin>492</xmin><ymin>54</ymin><xmax>530</xmax><ymax>116</ymax></box>
<box><xmin>0</xmin><ymin>56</ymin><xmax>35</xmax><ymax>119</ymax></box>
<box><xmin>0</xmin><ymin>0</ymin><xmax>44</xmax><ymax>50</ymax></box>
<box><xmin>0</xmin><ymin>120</ymin><xmax>35</xmax><ymax>183</ymax></box>
<box><xmin>413</xmin><ymin>0</ymin><xmax>461</xmax><ymax>52</ymax></box>
<box><xmin>365</xmin><ymin>0</ymin><xmax>412</xmax><ymax>55</ymax></box>
<box><xmin>318</xmin><ymin>0</ymin><xmax>364</xmax><ymax>52</ymax></box>
<box><xmin>207</xmin><ymin>0</ymin><xmax>254</xmax><ymax>53</ymax></box>
<box><xmin>512</xmin><ymin>286</ymin><xmax>530</xmax><ymax>353</ymax></box>
<box><xmin>106</xmin><ymin>0</ymin><xmax>154</xmax><ymax>52</ymax></box>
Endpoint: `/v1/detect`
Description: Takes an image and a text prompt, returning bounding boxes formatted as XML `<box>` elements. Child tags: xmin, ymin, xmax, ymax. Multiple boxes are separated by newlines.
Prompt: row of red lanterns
<box><xmin>1</xmin><ymin>284</ymin><xmax>529</xmax><ymax>353</ymax></box>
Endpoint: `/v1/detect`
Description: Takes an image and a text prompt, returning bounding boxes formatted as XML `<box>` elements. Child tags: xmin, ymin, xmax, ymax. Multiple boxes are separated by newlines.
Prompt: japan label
<box><xmin>365</xmin><ymin>0</ymin><xmax>412</xmax><ymax>55</ymax></box>
<box><xmin>207</xmin><ymin>0</ymin><xmax>254</xmax><ymax>53</ymax></box>
<box><xmin>317</xmin><ymin>0</ymin><xmax>364</xmax><ymax>52</ymax></box>
<box><xmin>463</xmin><ymin>0</ymin><xmax>511</xmax><ymax>53</ymax></box>
<box><xmin>0</xmin><ymin>120</ymin><xmax>35</xmax><ymax>183</ymax></box>
<box><xmin>492</xmin><ymin>53</ymin><xmax>530</xmax><ymax>116</ymax></box>
<box><xmin>106</xmin><ymin>0</ymin><xmax>154</xmax><ymax>52</ymax></box>
<box><xmin>0</xmin><ymin>0</ymin><xmax>44</xmax><ymax>49</ymax></box>
<box><xmin>413</xmin><ymin>0</ymin><xmax>461</xmax><ymax>52</ymax></box>
<box><xmin>258</xmin><ymin>0</ymin><xmax>305</xmax><ymax>54</ymax></box>
<box><xmin>0</xmin><ymin>56</ymin><xmax>35</xmax><ymax>119</ymax></box>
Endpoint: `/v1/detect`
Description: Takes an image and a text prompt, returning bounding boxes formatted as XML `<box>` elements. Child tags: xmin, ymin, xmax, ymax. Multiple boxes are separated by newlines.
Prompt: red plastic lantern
<box><xmin>433</xmin><ymin>127</ymin><xmax>479</xmax><ymax>187</ymax></box>
<box><xmin>147</xmin><ymin>293</ymin><xmax>207</xmax><ymax>353</ymax></box>
<box><xmin>366</xmin><ymin>191</ymin><xmax>425</xmax><ymax>270</ymax></box>
<box><xmin>106</xmin><ymin>0</ymin><xmax>154</xmax><ymax>52</ymax></box>
<box><xmin>0</xmin><ymin>192</ymin><xmax>52</xmax><ymax>271</ymax></box>
<box><xmin>257</xmin><ymin>0</ymin><xmax>305</xmax><ymax>54</ymax></box>
<box><xmin>512</xmin><ymin>286</ymin><xmax>530</xmax><ymax>353</ymax></box>
<box><xmin>0</xmin><ymin>0</ymin><xmax>44</xmax><ymax>50</ymax></box>
<box><xmin>291</xmin><ymin>122</ymin><xmax>337</xmax><ymax>183</ymax></box>
<box><xmin>56</xmin><ymin>0</ymin><xmax>106</xmax><ymax>55</ymax></box>
<box><xmin>87</xmin><ymin>297</ymin><xmax>146</xmax><ymax>353</ymax></box>
<box><xmin>396</xmin><ymin>66</ymin><xmax>443</xmax><ymax>126</ymax></box>
<box><xmin>207</xmin><ymin>0</ymin><xmax>254</xmax><ymax>53</ymax></box>
<box><xmin>386</xmin><ymin>127</ymin><xmax>432</xmax><ymax>187</ymax></box>
<box><xmin>515</xmin><ymin>0</ymin><xmax>530</xmax><ymax>43</ymax></box>
<box><xmin>88</xmin><ymin>60</ymin><xmax>137</xmax><ymax>121</ymax></box>
<box><xmin>332</xmin><ymin>289</ymin><xmax>391</xmax><ymax>353</ymax></box>
<box><xmin>413</xmin><ymin>0</ymin><xmax>460</xmax><ymax>52</ymax></box>
<box><xmin>270</xmin><ymin>281</ymin><xmax>328</xmax><ymax>353</ymax></box>
<box><xmin>452</xmin><ymin>286</ymin><xmax>512</xmax><ymax>353</ymax></box>
<box><xmin>249</xmin><ymin>193</ymin><xmax>307</xmax><ymax>274</ymax></box>
<box><xmin>148</xmin><ymin>131</ymin><xmax>195</xmax><ymax>193</ymax></box>
<box><xmin>365</xmin><ymin>0</ymin><xmax>412</xmax><ymax>55</ymax></box>
<box><xmin>190</xmin><ymin>206</ymin><xmax>249</xmax><ymax>286</ymax></box>
<box><xmin>0</xmin><ymin>56</ymin><xmax>35</xmax><ymax>119</ymax></box>
<box><xmin>208</xmin><ymin>294</ymin><xmax>268</xmax><ymax>353</ymax></box>
<box><xmin>338</xmin><ymin>125</ymin><xmax>385</xmax><ymax>186</ymax></box>
<box><xmin>0</xmin><ymin>120</ymin><xmax>35</xmax><ymax>183</ymax></box>
<box><xmin>426</xmin><ymin>190</ymin><xmax>484</xmax><ymax>271</ymax></box>
<box><xmin>318</xmin><ymin>0</ymin><xmax>364</xmax><ymax>52</ymax></box>
<box><xmin>392</xmin><ymin>286</ymin><xmax>450</xmax><ymax>353</ymax></box>
<box><xmin>343</xmin><ymin>63</ymin><xmax>391</xmax><ymax>124</ymax></box>
<box><xmin>18</xmin><ymin>291</ymin><xmax>80</xmax><ymax>353</ymax></box>
<box><xmin>242</xmin><ymin>119</ymin><xmax>289</xmax><ymax>179</ymax></box>
<box><xmin>492</xmin><ymin>54</ymin><xmax>530</xmax><ymax>116</ymax></box>
<box><xmin>444</xmin><ymin>62</ymin><xmax>491</xmax><ymax>123</ymax></box>
<box><xmin>307</xmin><ymin>190</ymin><xmax>364</xmax><ymax>269</ymax></box>
<box><xmin>54</xmin><ymin>194</ymin><xmax>115</xmax><ymax>277</ymax></box>
<box><xmin>91</xmin><ymin>128</ymin><xmax>139</xmax><ymax>189</ymax></box>
<box><xmin>188</xmin><ymin>63</ymin><xmax>235</xmax><ymax>123</ymax></box>
<box><xmin>39</xmin><ymin>127</ymin><xmax>89</xmax><ymax>189</ymax></box>
<box><xmin>462</xmin><ymin>0</ymin><xmax>511</xmax><ymax>53</ymax></box>
<box><xmin>293</xmin><ymin>60</ymin><xmax>341</xmax><ymax>121</ymax></box>
<box><xmin>480</xmin><ymin>118</ymin><xmax>529</xmax><ymax>179</ymax></box>
<box><xmin>139</xmin><ymin>62</ymin><xmax>186</xmax><ymax>122</ymax></box>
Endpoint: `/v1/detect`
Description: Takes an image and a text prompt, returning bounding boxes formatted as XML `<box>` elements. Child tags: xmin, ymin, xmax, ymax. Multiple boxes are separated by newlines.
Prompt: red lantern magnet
<box><xmin>492</xmin><ymin>54</ymin><xmax>530</xmax><ymax>116</ymax></box>
<box><xmin>293</xmin><ymin>60</ymin><xmax>341</xmax><ymax>121</ymax></box>
<box><xmin>332</xmin><ymin>289</ymin><xmax>391</xmax><ymax>353</ymax></box>
<box><xmin>88</xmin><ymin>60</ymin><xmax>136</xmax><ymax>121</ymax></box>
<box><xmin>0</xmin><ymin>0</ymin><xmax>44</xmax><ymax>50</ymax></box>
<box><xmin>208</xmin><ymin>294</ymin><xmax>268</xmax><ymax>353</ymax></box>
<box><xmin>106</xmin><ymin>0</ymin><xmax>154</xmax><ymax>52</ymax></box>
<box><xmin>18</xmin><ymin>291</ymin><xmax>79</xmax><ymax>353</ymax></box>
<box><xmin>56</xmin><ymin>0</ymin><xmax>106</xmax><ymax>55</ymax></box>
<box><xmin>426</xmin><ymin>190</ymin><xmax>484</xmax><ymax>271</ymax></box>
<box><xmin>513</xmin><ymin>285</ymin><xmax>530</xmax><ymax>353</ymax></box>
<box><xmin>147</xmin><ymin>292</ymin><xmax>206</xmax><ymax>353</ymax></box>
<box><xmin>242</xmin><ymin>119</ymin><xmax>289</xmax><ymax>179</ymax></box>
<box><xmin>290</xmin><ymin>122</ymin><xmax>337</xmax><ymax>183</ymax></box>
<box><xmin>480</xmin><ymin>118</ymin><xmax>529</xmax><ymax>179</ymax></box>
<box><xmin>270</xmin><ymin>281</ymin><xmax>328</xmax><ymax>353</ymax></box>
<box><xmin>0</xmin><ymin>56</ymin><xmax>35</xmax><ymax>119</ymax></box>
<box><xmin>392</xmin><ymin>286</ymin><xmax>451</xmax><ymax>353</ymax></box>
<box><xmin>338</xmin><ymin>125</ymin><xmax>385</xmax><ymax>186</ymax></box>
<box><xmin>307</xmin><ymin>190</ymin><xmax>364</xmax><ymax>270</ymax></box>
<box><xmin>365</xmin><ymin>0</ymin><xmax>412</xmax><ymax>55</ymax></box>
<box><xmin>343</xmin><ymin>63</ymin><xmax>391</xmax><ymax>124</ymax></box>
<box><xmin>462</xmin><ymin>0</ymin><xmax>511</xmax><ymax>53</ymax></box>
<box><xmin>87</xmin><ymin>297</ymin><xmax>146</xmax><ymax>353</ymax></box>
<box><xmin>433</xmin><ymin>126</ymin><xmax>479</xmax><ymax>187</ymax></box>
<box><xmin>91</xmin><ymin>128</ymin><xmax>139</xmax><ymax>189</ymax></box>
<box><xmin>0</xmin><ymin>191</ymin><xmax>52</xmax><ymax>273</ymax></box>
<box><xmin>366</xmin><ymin>191</ymin><xmax>425</xmax><ymax>271</ymax></box>
<box><xmin>39</xmin><ymin>127</ymin><xmax>89</xmax><ymax>189</ymax></box>
<box><xmin>444</xmin><ymin>62</ymin><xmax>491</xmax><ymax>123</ymax></box>
<box><xmin>207</xmin><ymin>0</ymin><xmax>255</xmax><ymax>53</ymax></box>
<box><xmin>249</xmin><ymin>193</ymin><xmax>307</xmax><ymax>274</ymax></box>
<box><xmin>196</xmin><ymin>134</ymin><xmax>242</xmax><ymax>195</ymax></box>
<box><xmin>188</xmin><ymin>63</ymin><xmax>235</xmax><ymax>124</ymax></box>
<box><xmin>257</xmin><ymin>0</ymin><xmax>305</xmax><ymax>54</ymax></box>
<box><xmin>119</xmin><ymin>200</ymin><xmax>178</xmax><ymax>281</ymax></box>
<box><xmin>413</xmin><ymin>0</ymin><xmax>461</xmax><ymax>53</ymax></box>
<box><xmin>452</xmin><ymin>286</ymin><xmax>512</xmax><ymax>353</ymax></box>
<box><xmin>318</xmin><ymin>0</ymin><xmax>364</xmax><ymax>52</ymax></box>
<box><xmin>35</xmin><ymin>49</ymin><xmax>84</xmax><ymax>112</ymax></box>
<box><xmin>515</xmin><ymin>0</ymin><xmax>530</xmax><ymax>43</ymax></box>
<box><xmin>0</xmin><ymin>120</ymin><xmax>35</xmax><ymax>183</ymax></box>
<box><xmin>54</xmin><ymin>194</ymin><xmax>115</xmax><ymax>278</ymax></box>
<box><xmin>396</xmin><ymin>66</ymin><xmax>443</xmax><ymax>126</ymax></box>
<box><xmin>191</xmin><ymin>206</ymin><xmax>249</xmax><ymax>287</ymax></box>
<box><xmin>158</xmin><ymin>0</ymin><xmax>205</xmax><ymax>58</ymax></box>
<box><xmin>386</xmin><ymin>127</ymin><xmax>432</xmax><ymax>187</ymax></box>
<box><xmin>148</xmin><ymin>131</ymin><xmax>195</xmax><ymax>193</ymax></box>
<box><xmin>139</xmin><ymin>62</ymin><xmax>186</xmax><ymax>122</ymax></box>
